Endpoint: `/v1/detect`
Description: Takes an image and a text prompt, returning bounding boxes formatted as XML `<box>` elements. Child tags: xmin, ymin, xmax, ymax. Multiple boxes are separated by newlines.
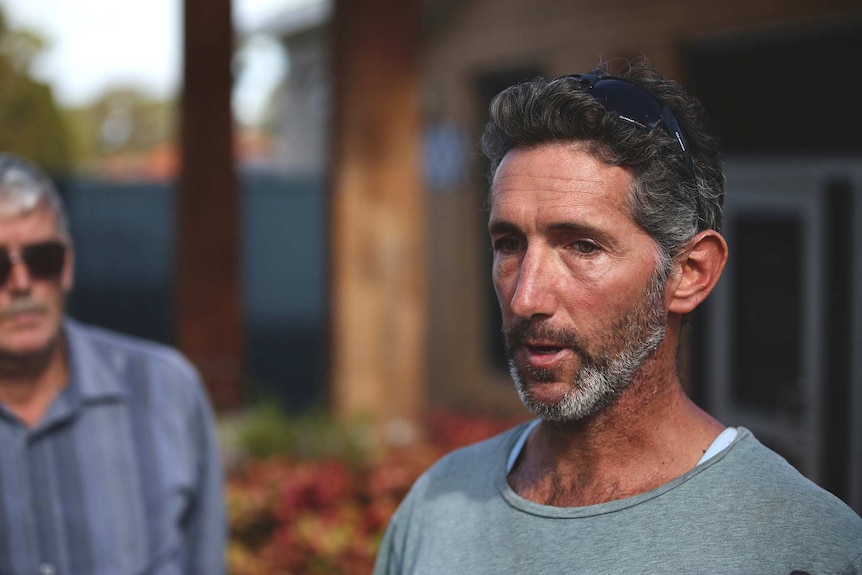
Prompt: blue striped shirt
<box><xmin>0</xmin><ymin>318</ymin><xmax>226</xmax><ymax>575</ymax></box>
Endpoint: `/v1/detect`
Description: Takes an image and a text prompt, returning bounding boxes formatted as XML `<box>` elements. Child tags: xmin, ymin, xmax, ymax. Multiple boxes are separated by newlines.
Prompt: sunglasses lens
<box><xmin>0</xmin><ymin>254</ymin><xmax>10</xmax><ymax>284</ymax></box>
<box><xmin>589</xmin><ymin>79</ymin><xmax>663</xmax><ymax>129</ymax></box>
<box><xmin>561</xmin><ymin>73</ymin><xmax>692</xmax><ymax>176</ymax></box>
<box><xmin>22</xmin><ymin>242</ymin><xmax>66</xmax><ymax>279</ymax></box>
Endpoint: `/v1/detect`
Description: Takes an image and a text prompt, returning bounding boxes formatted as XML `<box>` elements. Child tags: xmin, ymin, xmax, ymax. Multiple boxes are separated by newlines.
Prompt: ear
<box><xmin>667</xmin><ymin>230</ymin><xmax>728</xmax><ymax>315</ymax></box>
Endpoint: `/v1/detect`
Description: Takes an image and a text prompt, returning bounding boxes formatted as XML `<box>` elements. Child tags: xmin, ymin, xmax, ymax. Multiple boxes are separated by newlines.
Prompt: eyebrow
<box><xmin>489</xmin><ymin>220</ymin><xmax>605</xmax><ymax>237</ymax></box>
<box><xmin>488</xmin><ymin>219</ymin><xmax>617</xmax><ymax>248</ymax></box>
<box><xmin>488</xmin><ymin>221</ymin><xmax>521</xmax><ymax>236</ymax></box>
<box><xmin>547</xmin><ymin>221</ymin><xmax>606</xmax><ymax>237</ymax></box>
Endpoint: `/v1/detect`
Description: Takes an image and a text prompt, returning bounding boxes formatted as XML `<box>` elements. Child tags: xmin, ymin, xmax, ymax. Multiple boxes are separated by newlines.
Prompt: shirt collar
<box><xmin>64</xmin><ymin>317</ymin><xmax>128</xmax><ymax>403</ymax></box>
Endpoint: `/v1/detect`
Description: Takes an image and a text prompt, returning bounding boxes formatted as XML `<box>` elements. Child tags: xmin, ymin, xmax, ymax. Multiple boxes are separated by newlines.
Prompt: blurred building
<box><xmin>259</xmin><ymin>0</ymin><xmax>862</xmax><ymax>511</ymax></box>
<box><xmin>255</xmin><ymin>1</ymin><xmax>332</xmax><ymax>177</ymax></box>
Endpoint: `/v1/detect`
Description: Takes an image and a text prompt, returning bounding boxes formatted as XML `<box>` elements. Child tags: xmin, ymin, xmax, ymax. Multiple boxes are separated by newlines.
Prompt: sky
<box><xmin>0</xmin><ymin>0</ymin><xmax>308</xmax><ymax>123</ymax></box>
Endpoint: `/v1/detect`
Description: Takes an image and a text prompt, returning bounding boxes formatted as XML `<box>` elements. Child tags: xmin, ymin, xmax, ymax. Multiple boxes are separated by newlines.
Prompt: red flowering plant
<box><xmin>224</xmin><ymin>404</ymin><xmax>528</xmax><ymax>575</ymax></box>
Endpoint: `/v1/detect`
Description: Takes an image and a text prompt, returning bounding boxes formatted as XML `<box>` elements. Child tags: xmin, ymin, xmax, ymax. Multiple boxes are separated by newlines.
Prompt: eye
<box><xmin>493</xmin><ymin>237</ymin><xmax>523</xmax><ymax>254</ymax></box>
<box><xmin>573</xmin><ymin>240</ymin><xmax>599</xmax><ymax>254</ymax></box>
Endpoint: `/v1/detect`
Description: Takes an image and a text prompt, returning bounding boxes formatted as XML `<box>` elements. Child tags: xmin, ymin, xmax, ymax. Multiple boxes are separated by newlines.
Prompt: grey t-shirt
<box><xmin>374</xmin><ymin>423</ymin><xmax>862</xmax><ymax>574</ymax></box>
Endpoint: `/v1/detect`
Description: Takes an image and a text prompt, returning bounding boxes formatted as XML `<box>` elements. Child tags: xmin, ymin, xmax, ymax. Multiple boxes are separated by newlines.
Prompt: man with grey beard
<box><xmin>373</xmin><ymin>58</ymin><xmax>862</xmax><ymax>574</ymax></box>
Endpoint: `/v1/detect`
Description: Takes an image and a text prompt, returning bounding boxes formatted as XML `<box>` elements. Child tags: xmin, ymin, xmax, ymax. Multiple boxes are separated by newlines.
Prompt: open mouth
<box><xmin>526</xmin><ymin>344</ymin><xmax>563</xmax><ymax>355</ymax></box>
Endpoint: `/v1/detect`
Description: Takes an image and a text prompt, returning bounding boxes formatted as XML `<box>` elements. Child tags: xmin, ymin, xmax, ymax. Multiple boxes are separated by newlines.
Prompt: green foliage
<box><xmin>228</xmin><ymin>400</ymin><xmax>376</xmax><ymax>464</ymax></box>
<box><xmin>225</xmin><ymin>408</ymin><xmax>529</xmax><ymax>575</ymax></box>
<box><xmin>0</xmin><ymin>7</ymin><xmax>174</xmax><ymax>175</ymax></box>
<box><xmin>64</xmin><ymin>87</ymin><xmax>176</xmax><ymax>167</ymax></box>
<box><xmin>0</xmin><ymin>6</ymin><xmax>72</xmax><ymax>174</ymax></box>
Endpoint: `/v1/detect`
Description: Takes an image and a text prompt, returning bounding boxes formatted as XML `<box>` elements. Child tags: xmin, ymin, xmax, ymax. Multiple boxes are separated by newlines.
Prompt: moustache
<box><xmin>0</xmin><ymin>299</ymin><xmax>49</xmax><ymax>320</ymax></box>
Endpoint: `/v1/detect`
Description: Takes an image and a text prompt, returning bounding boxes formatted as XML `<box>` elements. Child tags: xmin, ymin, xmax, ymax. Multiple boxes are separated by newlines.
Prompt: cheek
<box><xmin>559</xmin><ymin>275</ymin><xmax>637</xmax><ymax>322</ymax></box>
<box><xmin>492</xmin><ymin>258</ymin><xmax>519</xmax><ymax>301</ymax></box>
<box><xmin>590</xmin><ymin>282</ymin><xmax>634</xmax><ymax>310</ymax></box>
<box><xmin>32</xmin><ymin>282</ymin><xmax>67</xmax><ymax>309</ymax></box>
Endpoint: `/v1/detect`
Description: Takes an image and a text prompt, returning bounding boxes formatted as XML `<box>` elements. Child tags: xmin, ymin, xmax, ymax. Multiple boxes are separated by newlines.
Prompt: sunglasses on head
<box><xmin>555</xmin><ymin>73</ymin><xmax>694</xmax><ymax>177</ymax></box>
<box><xmin>0</xmin><ymin>240</ymin><xmax>67</xmax><ymax>285</ymax></box>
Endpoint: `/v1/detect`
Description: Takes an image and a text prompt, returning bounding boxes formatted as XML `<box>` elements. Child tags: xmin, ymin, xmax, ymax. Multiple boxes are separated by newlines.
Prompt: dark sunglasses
<box><xmin>0</xmin><ymin>240</ymin><xmax>67</xmax><ymax>285</ymax></box>
<box><xmin>555</xmin><ymin>73</ymin><xmax>694</xmax><ymax>177</ymax></box>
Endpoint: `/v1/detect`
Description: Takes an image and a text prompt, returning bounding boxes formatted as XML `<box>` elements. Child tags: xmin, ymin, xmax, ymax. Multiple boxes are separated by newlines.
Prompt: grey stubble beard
<box><xmin>506</xmin><ymin>270</ymin><xmax>667</xmax><ymax>423</ymax></box>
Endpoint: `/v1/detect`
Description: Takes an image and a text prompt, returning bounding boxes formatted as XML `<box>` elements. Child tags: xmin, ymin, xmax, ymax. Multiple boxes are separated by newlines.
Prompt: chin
<box><xmin>511</xmin><ymin>361</ymin><xmax>622</xmax><ymax>423</ymax></box>
<box><xmin>511</xmin><ymin>371</ymin><xmax>583</xmax><ymax>422</ymax></box>
<box><xmin>0</xmin><ymin>322</ymin><xmax>61</xmax><ymax>358</ymax></box>
<box><xmin>519</xmin><ymin>393</ymin><xmax>593</xmax><ymax>423</ymax></box>
<box><xmin>521</xmin><ymin>380</ymin><xmax>571</xmax><ymax>405</ymax></box>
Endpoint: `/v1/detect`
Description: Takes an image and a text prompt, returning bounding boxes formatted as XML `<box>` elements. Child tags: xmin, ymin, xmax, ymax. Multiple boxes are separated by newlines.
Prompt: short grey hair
<box><xmin>0</xmin><ymin>153</ymin><xmax>70</xmax><ymax>238</ymax></box>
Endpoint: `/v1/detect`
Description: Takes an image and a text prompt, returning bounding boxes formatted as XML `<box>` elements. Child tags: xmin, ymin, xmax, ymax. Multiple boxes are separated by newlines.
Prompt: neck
<box><xmin>0</xmin><ymin>336</ymin><xmax>68</xmax><ymax>428</ymax></box>
<box><xmin>509</xmin><ymin>334</ymin><xmax>724</xmax><ymax>507</ymax></box>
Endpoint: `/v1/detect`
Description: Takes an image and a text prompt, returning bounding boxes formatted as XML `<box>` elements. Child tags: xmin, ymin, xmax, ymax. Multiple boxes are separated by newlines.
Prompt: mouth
<box><xmin>521</xmin><ymin>342</ymin><xmax>570</xmax><ymax>369</ymax></box>
<box><xmin>525</xmin><ymin>342</ymin><xmax>563</xmax><ymax>354</ymax></box>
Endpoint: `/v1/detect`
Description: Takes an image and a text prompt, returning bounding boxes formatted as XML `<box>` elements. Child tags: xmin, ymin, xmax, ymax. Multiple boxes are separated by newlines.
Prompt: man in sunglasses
<box><xmin>373</xmin><ymin>58</ymin><xmax>862</xmax><ymax>574</ymax></box>
<box><xmin>0</xmin><ymin>153</ymin><xmax>225</xmax><ymax>574</ymax></box>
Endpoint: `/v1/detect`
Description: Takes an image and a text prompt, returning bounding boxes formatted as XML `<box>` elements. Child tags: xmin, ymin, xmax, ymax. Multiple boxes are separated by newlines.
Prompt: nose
<box><xmin>6</xmin><ymin>253</ymin><xmax>32</xmax><ymax>292</ymax></box>
<box><xmin>509</xmin><ymin>247</ymin><xmax>558</xmax><ymax>320</ymax></box>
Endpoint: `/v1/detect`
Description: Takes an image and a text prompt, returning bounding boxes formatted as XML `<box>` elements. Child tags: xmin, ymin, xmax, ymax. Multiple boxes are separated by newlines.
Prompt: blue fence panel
<box><xmin>64</xmin><ymin>179</ymin><xmax>175</xmax><ymax>343</ymax></box>
<box><xmin>240</xmin><ymin>172</ymin><xmax>326</xmax><ymax>409</ymax></box>
<box><xmin>61</xmin><ymin>173</ymin><xmax>326</xmax><ymax>410</ymax></box>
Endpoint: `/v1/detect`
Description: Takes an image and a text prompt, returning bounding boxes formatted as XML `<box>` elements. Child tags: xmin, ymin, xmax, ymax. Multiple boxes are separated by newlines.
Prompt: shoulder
<box><xmin>64</xmin><ymin>317</ymin><xmax>207</xmax><ymax>407</ymax></box>
<box><xmin>382</xmin><ymin>423</ymin><xmax>525</xmax><ymax>550</ymax></box>
<box><xmin>67</xmin><ymin>318</ymin><xmax>195</xmax><ymax>373</ymax></box>
<box><xmin>723</xmin><ymin>429</ymin><xmax>850</xmax><ymax>504</ymax></box>
<box><xmin>689</xmin><ymin>429</ymin><xmax>862</xmax><ymax>570</ymax></box>
<box><xmin>399</xmin><ymin>423</ymin><xmax>526</xmax><ymax>504</ymax></box>
<box><xmin>707</xmin><ymin>428</ymin><xmax>862</xmax><ymax>537</ymax></box>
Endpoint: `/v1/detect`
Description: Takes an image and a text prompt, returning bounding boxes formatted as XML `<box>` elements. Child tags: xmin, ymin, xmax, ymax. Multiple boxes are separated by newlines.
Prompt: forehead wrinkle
<box><xmin>491</xmin><ymin>179</ymin><xmax>629</xmax><ymax>216</ymax></box>
<box><xmin>492</xmin><ymin>170</ymin><xmax>608</xmax><ymax>195</ymax></box>
<box><xmin>490</xmin><ymin>144</ymin><xmax>636</xmax><ymax>223</ymax></box>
